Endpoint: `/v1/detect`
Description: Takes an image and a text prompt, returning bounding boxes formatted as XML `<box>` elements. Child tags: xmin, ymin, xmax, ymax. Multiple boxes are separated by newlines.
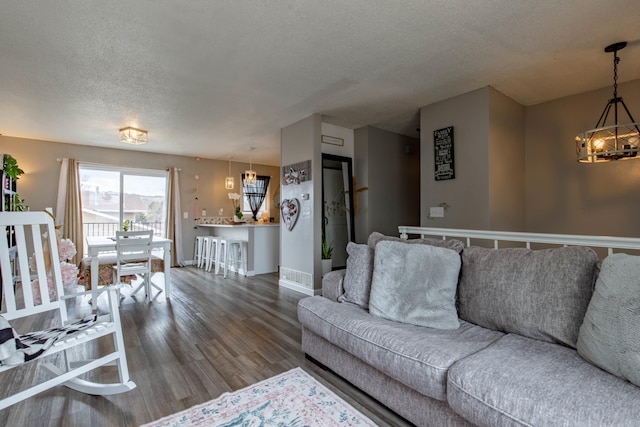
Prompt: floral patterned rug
<box><xmin>141</xmin><ymin>368</ymin><xmax>377</xmax><ymax>427</ymax></box>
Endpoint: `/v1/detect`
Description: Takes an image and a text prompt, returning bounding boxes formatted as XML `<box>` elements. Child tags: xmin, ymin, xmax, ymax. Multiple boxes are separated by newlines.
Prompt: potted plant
<box><xmin>122</xmin><ymin>219</ymin><xmax>131</xmax><ymax>231</ymax></box>
<box><xmin>228</xmin><ymin>193</ymin><xmax>243</xmax><ymax>222</ymax></box>
<box><xmin>2</xmin><ymin>155</ymin><xmax>24</xmax><ymax>181</ymax></box>
<box><xmin>321</xmin><ymin>237</ymin><xmax>333</xmax><ymax>276</ymax></box>
<box><xmin>12</xmin><ymin>194</ymin><xmax>28</xmax><ymax>212</ymax></box>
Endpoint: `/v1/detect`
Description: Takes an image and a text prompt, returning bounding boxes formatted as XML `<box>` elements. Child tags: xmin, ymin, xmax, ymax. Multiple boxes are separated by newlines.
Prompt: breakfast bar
<box><xmin>197</xmin><ymin>223</ymin><xmax>279</xmax><ymax>276</ymax></box>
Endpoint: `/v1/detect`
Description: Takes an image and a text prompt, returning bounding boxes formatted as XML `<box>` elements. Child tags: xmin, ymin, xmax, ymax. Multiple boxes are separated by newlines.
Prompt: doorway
<box><xmin>322</xmin><ymin>154</ymin><xmax>355</xmax><ymax>269</ymax></box>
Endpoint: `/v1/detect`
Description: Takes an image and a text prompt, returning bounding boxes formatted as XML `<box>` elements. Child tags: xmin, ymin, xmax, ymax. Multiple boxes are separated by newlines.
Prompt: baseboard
<box><xmin>278</xmin><ymin>279</ymin><xmax>321</xmax><ymax>296</ymax></box>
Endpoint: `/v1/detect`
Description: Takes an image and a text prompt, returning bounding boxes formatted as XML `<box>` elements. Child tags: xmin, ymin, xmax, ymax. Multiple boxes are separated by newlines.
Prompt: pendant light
<box><xmin>576</xmin><ymin>42</ymin><xmax>640</xmax><ymax>162</ymax></box>
<box><xmin>225</xmin><ymin>156</ymin><xmax>234</xmax><ymax>189</ymax></box>
<box><xmin>244</xmin><ymin>147</ymin><xmax>257</xmax><ymax>186</ymax></box>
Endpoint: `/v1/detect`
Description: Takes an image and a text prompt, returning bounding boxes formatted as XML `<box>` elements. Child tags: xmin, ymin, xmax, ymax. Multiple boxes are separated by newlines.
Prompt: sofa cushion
<box><xmin>367</xmin><ymin>231</ymin><xmax>464</xmax><ymax>253</ymax></box>
<box><xmin>577</xmin><ymin>253</ymin><xmax>640</xmax><ymax>387</ymax></box>
<box><xmin>369</xmin><ymin>241</ymin><xmax>461</xmax><ymax>329</ymax></box>
<box><xmin>322</xmin><ymin>269</ymin><xmax>346</xmax><ymax>302</ymax></box>
<box><xmin>298</xmin><ymin>295</ymin><xmax>504</xmax><ymax>401</ymax></box>
<box><xmin>458</xmin><ymin>246</ymin><xmax>598</xmax><ymax>348</ymax></box>
<box><xmin>339</xmin><ymin>242</ymin><xmax>374</xmax><ymax>308</ymax></box>
<box><xmin>447</xmin><ymin>333</ymin><xmax>640</xmax><ymax>427</ymax></box>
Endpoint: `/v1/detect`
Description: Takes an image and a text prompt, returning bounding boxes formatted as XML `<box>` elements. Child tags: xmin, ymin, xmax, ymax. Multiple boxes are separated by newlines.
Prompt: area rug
<box><xmin>141</xmin><ymin>367</ymin><xmax>377</xmax><ymax>426</ymax></box>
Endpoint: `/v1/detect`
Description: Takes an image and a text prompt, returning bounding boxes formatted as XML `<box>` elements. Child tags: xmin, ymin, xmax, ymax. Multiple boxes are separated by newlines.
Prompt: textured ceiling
<box><xmin>1</xmin><ymin>0</ymin><xmax>639</xmax><ymax>166</ymax></box>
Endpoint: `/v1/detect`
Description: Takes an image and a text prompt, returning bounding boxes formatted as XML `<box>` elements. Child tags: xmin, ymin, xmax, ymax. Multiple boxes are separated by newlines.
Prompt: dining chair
<box><xmin>113</xmin><ymin>230</ymin><xmax>156</xmax><ymax>302</ymax></box>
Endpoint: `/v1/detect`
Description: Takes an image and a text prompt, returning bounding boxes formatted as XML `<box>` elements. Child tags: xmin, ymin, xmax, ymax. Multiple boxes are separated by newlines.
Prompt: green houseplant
<box><xmin>321</xmin><ymin>236</ymin><xmax>333</xmax><ymax>276</ymax></box>
<box><xmin>122</xmin><ymin>219</ymin><xmax>131</xmax><ymax>231</ymax></box>
<box><xmin>2</xmin><ymin>155</ymin><xmax>24</xmax><ymax>181</ymax></box>
<box><xmin>321</xmin><ymin>238</ymin><xmax>333</xmax><ymax>260</ymax></box>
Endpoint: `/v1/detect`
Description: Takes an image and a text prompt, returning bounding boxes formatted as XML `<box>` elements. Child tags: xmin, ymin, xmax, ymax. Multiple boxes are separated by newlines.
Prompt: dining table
<box><xmin>85</xmin><ymin>235</ymin><xmax>172</xmax><ymax>300</ymax></box>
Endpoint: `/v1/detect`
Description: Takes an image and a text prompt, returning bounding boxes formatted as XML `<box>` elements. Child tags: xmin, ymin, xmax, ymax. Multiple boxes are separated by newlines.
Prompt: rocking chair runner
<box><xmin>0</xmin><ymin>211</ymin><xmax>136</xmax><ymax>410</ymax></box>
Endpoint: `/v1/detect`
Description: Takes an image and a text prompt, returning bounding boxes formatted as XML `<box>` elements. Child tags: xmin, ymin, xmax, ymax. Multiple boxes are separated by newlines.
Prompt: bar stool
<box><xmin>201</xmin><ymin>236</ymin><xmax>218</xmax><ymax>272</ymax></box>
<box><xmin>216</xmin><ymin>238</ymin><xmax>247</xmax><ymax>278</ymax></box>
<box><xmin>194</xmin><ymin>236</ymin><xmax>206</xmax><ymax>268</ymax></box>
<box><xmin>204</xmin><ymin>236</ymin><xmax>220</xmax><ymax>272</ymax></box>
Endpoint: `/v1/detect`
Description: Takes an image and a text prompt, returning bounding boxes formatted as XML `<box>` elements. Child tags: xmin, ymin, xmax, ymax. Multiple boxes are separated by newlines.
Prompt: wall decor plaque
<box><xmin>282</xmin><ymin>160</ymin><xmax>311</xmax><ymax>185</ymax></box>
<box><xmin>281</xmin><ymin>198</ymin><xmax>300</xmax><ymax>231</ymax></box>
<box><xmin>434</xmin><ymin>126</ymin><xmax>455</xmax><ymax>181</ymax></box>
<box><xmin>321</xmin><ymin>135</ymin><xmax>344</xmax><ymax>146</ymax></box>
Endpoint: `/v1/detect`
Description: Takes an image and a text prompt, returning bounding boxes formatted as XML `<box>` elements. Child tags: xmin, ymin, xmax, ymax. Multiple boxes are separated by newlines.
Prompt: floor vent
<box><xmin>279</xmin><ymin>267</ymin><xmax>313</xmax><ymax>289</ymax></box>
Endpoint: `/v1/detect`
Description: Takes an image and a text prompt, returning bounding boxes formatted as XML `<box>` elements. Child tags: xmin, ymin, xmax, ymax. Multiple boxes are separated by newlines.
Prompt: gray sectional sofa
<box><xmin>297</xmin><ymin>229</ymin><xmax>640</xmax><ymax>426</ymax></box>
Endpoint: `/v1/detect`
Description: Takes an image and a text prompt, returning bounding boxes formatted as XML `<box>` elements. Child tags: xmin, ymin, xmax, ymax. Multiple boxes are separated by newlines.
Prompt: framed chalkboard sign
<box><xmin>434</xmin><ymin>126</ymin><xmax>455</xmax><ymax>181</ymax></box>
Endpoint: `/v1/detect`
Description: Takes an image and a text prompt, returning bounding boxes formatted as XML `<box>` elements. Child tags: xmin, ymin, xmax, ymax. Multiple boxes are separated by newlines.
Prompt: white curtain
<box><xmin>167</xmin><ymin>167</ymin><xmax>184</xmax><ymax>267</ymax></box>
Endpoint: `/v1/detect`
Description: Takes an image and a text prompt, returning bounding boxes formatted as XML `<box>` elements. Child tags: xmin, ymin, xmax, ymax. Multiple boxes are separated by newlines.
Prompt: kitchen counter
<box><xmin>197</xmin><ymin>223</ymin><xmax>279</xmax><ymax>275</ymax></box>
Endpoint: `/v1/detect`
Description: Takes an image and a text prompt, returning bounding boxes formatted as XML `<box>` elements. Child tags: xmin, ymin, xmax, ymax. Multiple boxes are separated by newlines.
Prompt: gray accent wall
<box><xmin>489</xmin><ymin>89</ymin><xmax>526</xmax><ymax>232</ymax></box>
<box><xmin>420</xmin><ymin>78</ymin><xmax>640</xmax><ymax>238</ymax></box>
<box><xmin>354</xmin><ymin>126</ymin><xmax>420</xmax><ymax>242</ymax></box>
<box><xmin>525</xmin><ymin>78</ymin><xmax>640</xmax><ymax>237</ymax></box>
<box><xmin>280</xmin><ymin>114</ymin><xmax>323</xmax><ymax>292</ymax></box>
<box><xmin>421</xmin><ymin>88</ymin><xmax>492</xmax><ymax>229</ymax></box>
<box><xmin>420</xmin><ymin>86</ymin><xmax>525</xmax><ymax>231</ymax></box>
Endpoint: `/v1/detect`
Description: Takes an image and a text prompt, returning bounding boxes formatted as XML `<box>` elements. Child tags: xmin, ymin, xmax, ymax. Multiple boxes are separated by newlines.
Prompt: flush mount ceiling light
<box><xmin>225</xmin><ymin>156</ymin><xmax>234</xmax><ymax>189</ymax></box>
<box><xmin>244</xmin><ymin>147</ymin><xmax>257</xmax><ymax>186</ymax></box>
<box><xmin>576</xmin><ymin>42</ymin><xmax>640</xmax><ymax>163</ymax></box>
<box><xmin>119</xmin><ymin>126</ymin><xmax>148</xmax><ymax>145</ymax></box>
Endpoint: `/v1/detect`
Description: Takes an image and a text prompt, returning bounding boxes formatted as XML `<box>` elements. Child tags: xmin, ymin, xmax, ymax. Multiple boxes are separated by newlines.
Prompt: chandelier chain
<box><xmin>613</xmin><ymin>51</ymin><xmax>620</xmax><ymax>99</ymax></box>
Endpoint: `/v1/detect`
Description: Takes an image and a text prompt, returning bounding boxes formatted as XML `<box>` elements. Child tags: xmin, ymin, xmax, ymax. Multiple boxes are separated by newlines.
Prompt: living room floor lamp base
<box><xmin>576</xmin><ymin>41</ymin><xmax>640</xmax><ymax>163</ymax></box>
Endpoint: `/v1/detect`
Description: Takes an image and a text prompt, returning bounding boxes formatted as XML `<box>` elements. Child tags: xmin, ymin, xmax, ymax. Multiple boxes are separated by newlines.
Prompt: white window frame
<box><xmin>79</xmin><ymin>163</ymin><xmax>169</xmax><ymax>236</ymax></box>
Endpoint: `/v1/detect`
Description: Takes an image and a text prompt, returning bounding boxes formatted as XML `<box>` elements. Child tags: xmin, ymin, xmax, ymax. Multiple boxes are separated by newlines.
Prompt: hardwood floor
<box><xmin>0</xmin><ymin>267</ymin><xmax>413</xmax><ymax>426</ymax></box>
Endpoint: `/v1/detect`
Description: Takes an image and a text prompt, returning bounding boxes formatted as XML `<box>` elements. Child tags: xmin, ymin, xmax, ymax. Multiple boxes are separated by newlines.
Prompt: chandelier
<box><xmin>244</xmin><ymin>147</ymin><xmax>257</xmax><ymax>186</ymax></box>
<box><xmin>576</xmin><ymin>42</ymin><xmax>640</xmax><ymax>163</ymax></box>
<box><xmin>119</xmin><ymin>127</ymin><xmax>148</xmax><ymax>145</ymax></box>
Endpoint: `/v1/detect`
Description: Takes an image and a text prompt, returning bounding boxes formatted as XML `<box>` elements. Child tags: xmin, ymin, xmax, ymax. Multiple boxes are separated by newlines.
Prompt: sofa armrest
<box><xmin>322</xmin><ymin>269</ymin><xmax>346</xmax><ymax>302</ymax></box>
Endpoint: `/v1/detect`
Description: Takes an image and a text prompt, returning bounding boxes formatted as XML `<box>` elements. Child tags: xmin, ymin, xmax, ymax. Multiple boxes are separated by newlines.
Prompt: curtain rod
<box><xmin>55</xmin><ymin>158</ymin><xmax>181</xmax><ymax>171</ymax></box>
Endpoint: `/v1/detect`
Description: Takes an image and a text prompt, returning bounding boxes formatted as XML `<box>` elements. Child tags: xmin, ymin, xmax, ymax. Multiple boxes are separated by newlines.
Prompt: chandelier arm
<box><xmin>593</xmin><ymin>100</ymin><xmax>613</xmax><ymax>129</ymax></box>
<box><xmin>619</xmin><ymin>99</ymin><xmax>640</xmax><ymax>135</ymax></box>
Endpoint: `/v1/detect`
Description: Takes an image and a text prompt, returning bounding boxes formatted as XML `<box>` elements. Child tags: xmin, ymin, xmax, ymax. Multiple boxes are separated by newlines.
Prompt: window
<box><xmin>79</xmin><ymin>164</ymin><xmax>168</xmax><ymax>240</ymax></box>
<box><xmin>242</xmin><ymin>187</ymin><xmax>269</xmax><ymax>213</ymax></box>
<box><xmin>241</xmin><ymin>174</ymin><xmax>270</xmax><ymax>218</ymax></box>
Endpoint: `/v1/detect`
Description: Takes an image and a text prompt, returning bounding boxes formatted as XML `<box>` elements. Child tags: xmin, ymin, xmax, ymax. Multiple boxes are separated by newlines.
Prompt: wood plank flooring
<box><xmin>0</xmin><ymin>267</ymin><xmax>413</xmax><ymax>427</ymax></box>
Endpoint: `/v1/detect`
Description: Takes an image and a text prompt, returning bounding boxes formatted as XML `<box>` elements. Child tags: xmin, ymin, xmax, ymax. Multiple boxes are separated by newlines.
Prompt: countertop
<box><xmin>197</xmin><ymin>223</ymin><xmax>280</xmax><ymax>228</ymax></box>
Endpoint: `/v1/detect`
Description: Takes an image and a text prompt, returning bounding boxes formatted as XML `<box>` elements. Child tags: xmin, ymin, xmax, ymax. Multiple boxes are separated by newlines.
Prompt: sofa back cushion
<box><xmin>458</xmin><ymin>246</ymin><xmax>598</xmax><ymax>348</ymax></box>
<box><xmin>577</xmin><ymin>253</ymin><xmax>640</xmax><ymax>387</ymax></box>
<box><xmin>367</xmin><ymin>231</ymin><xmax>464</xmax><ymax>253</ymax></box>
<box><xmin>369</xmin><ymin>240</ymin><xmax>461</xmax><ymax>329</ymax></box>
<box><xmin>338</xmin><ymin>242</ymin><xmax>374</xmax><ymax>308</ymax></box>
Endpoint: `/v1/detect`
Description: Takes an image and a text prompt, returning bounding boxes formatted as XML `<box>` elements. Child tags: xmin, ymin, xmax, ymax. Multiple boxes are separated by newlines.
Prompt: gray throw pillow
<box><xmin>367</xmin><ymin>231</ymin><xmax>464</xmax><ymax>253</ymax></box>
<box><xmin>458</xmin><ymin>246</ymin><xmax>598</xmax><ymax>348</ymax></box>
<box><xmin>369</xmin><ymin>240</ymin><xmax>461</xmax><ymax>329</ymax></box>
<box><xmin>339</xmin><ymin>242</ymin><xmax>374</xmax><ymax>308</ymax></box>
<box><xmin>577</xmin><ymin>253</ymin><xmax>640</xmax><ymax>387</ymax></box>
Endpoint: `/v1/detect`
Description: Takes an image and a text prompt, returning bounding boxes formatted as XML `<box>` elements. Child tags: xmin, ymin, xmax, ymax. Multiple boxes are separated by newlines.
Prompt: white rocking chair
<box><xmin>0</xmin><ymin>211</ymin><xmax>136</xmax><ymax>410</ymax></box>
